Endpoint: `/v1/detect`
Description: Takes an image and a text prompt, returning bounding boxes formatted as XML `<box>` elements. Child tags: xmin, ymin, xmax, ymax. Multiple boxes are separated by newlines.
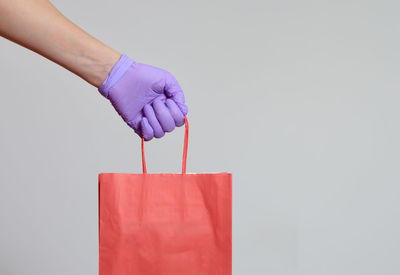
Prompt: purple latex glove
<box><xmin>98</xmin><ymin>54</ymin><xmax>188</xmax><ymax>141</ymax></box>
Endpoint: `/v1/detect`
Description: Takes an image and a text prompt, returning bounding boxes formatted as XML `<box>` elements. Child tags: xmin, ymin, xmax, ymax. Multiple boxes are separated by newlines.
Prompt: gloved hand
<box><xmin>98</xmin><ymin>54</ymin><xmax>188</xmax><ymax>141</ymax></box>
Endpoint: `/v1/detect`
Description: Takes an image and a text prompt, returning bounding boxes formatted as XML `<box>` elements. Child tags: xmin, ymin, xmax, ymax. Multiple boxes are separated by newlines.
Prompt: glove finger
<box><xmin>127</xmin><ymin>113</ymin><xmax>143</xmax><ymax>137</ymax></box>
<box><xmin>141</xmin><ymin>117</ymin><xmax>154</xmax><ymax>141</ymax></box>
<box><xmin>164</xmin><ymin>76</ymin><xmax>188</xmax><ymax>115</ymax></box>
<box><xmin>143</xmin><ymin>104</ymin><xmax>165</xmax><ymax>138</ymax></box>
<box><xmin>165</xmin><ymin>99</ymin><xmax>185</xmax><ymax>127</ymax></box>
<box><xmin>170</xmin><ymin>91</ymin><xmax>188</xmax><ymax>116</ymax></box>
<box><xmin>153</xmin><ymin>98</ymin><xmax>176</xmax><ymax>133</ymax></box>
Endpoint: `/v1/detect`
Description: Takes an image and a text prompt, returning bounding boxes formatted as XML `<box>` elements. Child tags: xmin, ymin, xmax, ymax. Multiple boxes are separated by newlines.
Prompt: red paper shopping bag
<box><xmin>98</xmin><ymin>117</ymin><xmax>232</xmax><ymax>275</ymax></box>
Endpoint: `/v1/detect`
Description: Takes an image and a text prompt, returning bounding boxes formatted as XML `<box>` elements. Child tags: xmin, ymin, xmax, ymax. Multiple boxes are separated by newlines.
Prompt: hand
<box><xmin>99</xmin><ymin>55</ymin><xmax>188</xmax><ymax>141</ymax></box>
<box><xmin>0</xmin><ymin>1</ymin><xmax>187</xmax><ymax>140</ymax></box>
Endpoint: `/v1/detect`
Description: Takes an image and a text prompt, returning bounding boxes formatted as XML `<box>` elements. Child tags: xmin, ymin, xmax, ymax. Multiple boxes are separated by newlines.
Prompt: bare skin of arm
<box><xmin>0</xmin><ymin>0</ymin><xmax>121</xmax><ymax>87</ymax></box>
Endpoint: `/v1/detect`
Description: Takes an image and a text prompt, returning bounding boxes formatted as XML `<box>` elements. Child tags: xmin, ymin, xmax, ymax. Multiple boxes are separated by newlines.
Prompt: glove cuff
<box><xmin>98</xmin><ymin>54</ymin><xmax>135</xmax><ymax>99</ymax></box>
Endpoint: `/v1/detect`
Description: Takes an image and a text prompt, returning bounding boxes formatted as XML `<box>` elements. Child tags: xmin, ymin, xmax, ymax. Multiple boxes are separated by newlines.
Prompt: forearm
<box><xmin>0</xmin><ymin>0</ymin><xmax>121</xmax><ymax>87</ymax></box>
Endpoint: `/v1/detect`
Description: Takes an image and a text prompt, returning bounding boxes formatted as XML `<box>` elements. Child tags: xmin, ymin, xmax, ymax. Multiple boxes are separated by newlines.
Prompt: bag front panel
<box><xmin>99</xmin><ymin>173</ymin><xmax>232</xmax><ymax>275</ymax></box>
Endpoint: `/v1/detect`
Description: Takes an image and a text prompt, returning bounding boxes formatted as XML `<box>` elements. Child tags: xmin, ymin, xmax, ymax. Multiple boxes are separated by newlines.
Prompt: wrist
<box><xmin>82</xmin><ymin>48</ymin><xmax>122</xmax><ymax>88</ymax></box>
<box><xmin>98</xmin><ymin>54</ymin><xmax>135</xmax><ymax>98</ymax></box>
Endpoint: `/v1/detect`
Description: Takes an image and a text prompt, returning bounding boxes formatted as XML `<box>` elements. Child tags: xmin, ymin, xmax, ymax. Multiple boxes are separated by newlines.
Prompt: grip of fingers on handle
<box><xmin>141</xmin><ymin>116</ymin><xmax>189</xmax><ymax>174</ymax></box>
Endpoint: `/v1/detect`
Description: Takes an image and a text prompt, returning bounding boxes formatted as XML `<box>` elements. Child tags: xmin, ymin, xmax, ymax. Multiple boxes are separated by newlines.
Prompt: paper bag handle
<box><xmin>141</xmin><ymin>116</ymin><xmax>189</xmax><ymax>174</ymax></box>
